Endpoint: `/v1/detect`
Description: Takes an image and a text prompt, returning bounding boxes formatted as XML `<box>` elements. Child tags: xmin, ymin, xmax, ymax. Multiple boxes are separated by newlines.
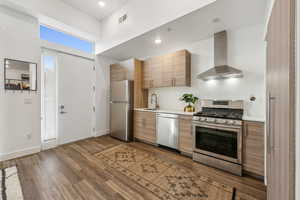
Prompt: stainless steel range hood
<box><xmin>197</xmin><ymin>31</ymin><xmax>243</xmax><ymax>81</ymax></box>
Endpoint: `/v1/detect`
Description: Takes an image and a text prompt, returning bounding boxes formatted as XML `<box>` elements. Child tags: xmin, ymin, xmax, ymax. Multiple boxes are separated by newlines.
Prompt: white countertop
<box><xmin>134</xmin><ymin>108</ymin><xmax>195</xmax><ymax>116</ymax></box>
<box><xmin>135</xmin><ymin>108</ymin><xmax>265</xmax><ymax>122</ymax></box>
<box><xmin>242</xmin><ymin>116</ymin><xmax>265</xmax><ymax>122</ymax></box>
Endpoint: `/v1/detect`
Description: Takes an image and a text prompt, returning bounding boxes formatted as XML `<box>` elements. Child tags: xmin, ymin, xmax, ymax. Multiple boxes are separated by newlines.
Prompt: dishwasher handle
<box><xmin>156</xmin><ymin>113</ymin><xmax>179</xmax><ymax>119</ymax></box>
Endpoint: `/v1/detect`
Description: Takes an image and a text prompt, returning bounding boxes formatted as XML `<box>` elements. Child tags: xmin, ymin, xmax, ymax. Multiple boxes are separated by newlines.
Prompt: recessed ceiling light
<box><xmin>98</xmin><ymin>1</ymin><xmax>106</xmax><ymax>7</ymax></box>
<box><xmin>155</xmin><ymin>39</ymin><xmax>162</xmax><ymax>44</ymax></box>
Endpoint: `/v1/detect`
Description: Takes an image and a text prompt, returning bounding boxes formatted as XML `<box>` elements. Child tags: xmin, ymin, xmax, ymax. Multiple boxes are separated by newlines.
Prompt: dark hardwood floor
<box><xmin>0</xmin><ymin>136</ymin><xmax>266</xmax><ymax>200</ymax></box>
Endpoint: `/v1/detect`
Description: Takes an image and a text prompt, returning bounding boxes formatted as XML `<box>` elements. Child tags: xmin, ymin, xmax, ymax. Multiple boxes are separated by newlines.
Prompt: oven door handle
<box><xmin>192</xmin><ymin>121</ymin><xmax>241</xmax><ymax>131</ymax></box>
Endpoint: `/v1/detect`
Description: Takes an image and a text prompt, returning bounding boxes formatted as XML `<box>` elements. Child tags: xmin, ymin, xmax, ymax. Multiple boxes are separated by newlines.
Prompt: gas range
<box><xmin>193</xmin><ymin>100</ymin><xmax>244</xmax><ymax>126</ymax></box>
<box><xmin>192</xmin><ymin>116</ymin><xmax>243</xmax><ymax>126</ymax></box>
<box><xmin>192</xmin><ymin>100</ymin><xmax>244</xmax><ymax>176</ymax></box>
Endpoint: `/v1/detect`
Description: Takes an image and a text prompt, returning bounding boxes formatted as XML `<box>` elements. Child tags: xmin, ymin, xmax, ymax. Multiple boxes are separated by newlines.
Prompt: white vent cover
<box><xmin>119</xmin><ymin>14</ymin><xmax>127</xmax><ymax>24</ymax></box>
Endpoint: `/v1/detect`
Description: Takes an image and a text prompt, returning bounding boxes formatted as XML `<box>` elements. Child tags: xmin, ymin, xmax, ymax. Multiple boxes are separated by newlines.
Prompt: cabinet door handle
<box><xmin>267</xmin><ymin>93</ymin><xmax>276</xmax><ymax>154</ymax></box>
<box><xmin>173</xmin><ymin>78</ymin><xmax>176</xmax><ymax>86</ymax></box>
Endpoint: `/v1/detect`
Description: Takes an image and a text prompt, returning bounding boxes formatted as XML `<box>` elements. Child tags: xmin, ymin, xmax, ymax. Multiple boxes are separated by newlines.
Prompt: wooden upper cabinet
<box><xmin>110</xmin><ymin>64</ymin><xmax>127</xmax><ymax>81</ymax></box>
<box><xmin>173</xmin><ymin>50</ymin><xmax>191</xmax><ymax>87</ymax></box>
<box><xmin>151</xmin><ymin>57</ymin><xmax>163</xmax><ymax>88</ymax></box>
<box><xmin>134</xmin><ymin>59</ymin><xmax>148</xmax><ymax>108</ymax></box>
<box><xmin>161</xmin><ymin>53</ymin><xmax>174</xmax><ymax>87</ymax></box>
<box><xmin>243</xmin><ymin>121</ymin><xmax>265</xmax><ymax>177</ymax></box>
<box><xmin>143</xmin><ymin>60</ymin><xmax>152</xmax><ymax>89</ymax></box>
<box><xmin>142</xmin><ymin>50</ymin><xmax>191</xmax><ymax>89</ymax></box>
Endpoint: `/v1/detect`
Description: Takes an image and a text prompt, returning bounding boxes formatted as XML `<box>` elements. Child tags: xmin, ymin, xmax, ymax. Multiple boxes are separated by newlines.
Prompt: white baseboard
<box><xmin>42</xmin><ymin>139</ymin><xmax>58</xmax><ymax>150</ymax></box>
<box><xmin>0</xmin><ymin>146</ymin><xmax>41</xmax><ymax>162</ymax></box>
<box><xmin>95</xmin><ymin>129</ymin><xmax>110</xmax><ymax>137</ymax></box>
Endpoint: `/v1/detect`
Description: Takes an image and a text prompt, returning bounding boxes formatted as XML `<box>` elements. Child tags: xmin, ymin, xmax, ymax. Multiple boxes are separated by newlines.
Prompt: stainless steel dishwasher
<box><xmin>156</xmin><ymin>113</ymin><xmax>179</xmax><ymax>149</ymax></box>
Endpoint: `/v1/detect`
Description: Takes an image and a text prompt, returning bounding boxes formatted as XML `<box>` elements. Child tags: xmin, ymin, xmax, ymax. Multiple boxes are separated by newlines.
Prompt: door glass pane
<box><xmin>43</xmin><ymin>53</ymin><xmax>57</xmax><ymax>141</ymax></box>
<box><xmin>195</xmin><ymin>127</ymin><xmax>238</xmax><ymax>158</ymax></box>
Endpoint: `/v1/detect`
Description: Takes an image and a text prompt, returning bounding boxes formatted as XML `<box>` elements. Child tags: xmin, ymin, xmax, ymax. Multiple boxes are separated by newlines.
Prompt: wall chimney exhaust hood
<box><xmin>197</xmin><ymin>31</ymin><xmax>243</xmax><ymax>81</ymax></box>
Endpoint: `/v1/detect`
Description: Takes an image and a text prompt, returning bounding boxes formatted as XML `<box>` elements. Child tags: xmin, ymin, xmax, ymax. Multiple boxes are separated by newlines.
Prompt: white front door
<box><xmin>57</xmin><ymin>53</ymin><xmax>94</xmax><ymax>145</ymax></box>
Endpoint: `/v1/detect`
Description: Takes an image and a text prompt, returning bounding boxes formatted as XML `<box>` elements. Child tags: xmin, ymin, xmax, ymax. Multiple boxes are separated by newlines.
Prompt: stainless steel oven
<box><xmin>193</xmin><ymin>121</ymin><xmax>242</xmax><ymax>165</ymax></box>
<box><xmin>192</xmin><ymin>100</ymin><xmax>244</xmax><ymax>176</ymax></box>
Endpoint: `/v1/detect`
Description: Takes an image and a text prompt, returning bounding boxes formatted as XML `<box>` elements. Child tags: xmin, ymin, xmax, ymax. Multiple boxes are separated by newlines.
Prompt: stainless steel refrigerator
<box><xmin>110</xmin><ymin>80</ymin><xmax>134</xmax><ymax>141</ymax></box>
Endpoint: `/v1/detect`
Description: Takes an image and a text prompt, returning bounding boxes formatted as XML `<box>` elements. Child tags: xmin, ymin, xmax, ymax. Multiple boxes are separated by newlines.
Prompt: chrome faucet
<box><xmin>150</xmin><ymin>93</ymin><xmax>159</xmax><ymax>109</ymax></box>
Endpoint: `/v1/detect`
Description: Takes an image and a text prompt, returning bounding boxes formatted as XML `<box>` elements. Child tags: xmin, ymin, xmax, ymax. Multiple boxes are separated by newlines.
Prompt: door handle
<box><xmin>267</xmin><ymin>93</ymin><xmax>276</xmax><ymax>154</ymax></box>
<box><xmin>59</xmin><ymin>105</ymin><xmax>67</xmax><ymax>114</ymax></box>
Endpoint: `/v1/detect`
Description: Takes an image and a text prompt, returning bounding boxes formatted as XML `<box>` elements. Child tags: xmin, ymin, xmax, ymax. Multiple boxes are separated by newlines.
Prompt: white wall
<box><xmin>148</xmin><ymin>24</ymin><xmax>266</xmax><ymax>119</ymax></box>
<box><xmin>0</xmin><ymin>6</ymin><xmax>41</xmax><ymax>161</ymax></box>
<box><xmin>95</xmin><ymin>56</ymin><xmax>118</xmax><ymax>136</ymax></box>
<box><xmin>97</xmin><ymin>0</ymin><xmax>216</xmax><ymax>53</ymax></box>
<box><xmin>1</xmin><ymin>0</ymin><xmax>101</xmax><ymax>42</ymax></box>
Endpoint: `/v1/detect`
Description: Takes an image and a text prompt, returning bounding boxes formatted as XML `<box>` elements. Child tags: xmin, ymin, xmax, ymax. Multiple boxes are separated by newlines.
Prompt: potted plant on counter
<box><xmin>179</xmin><ymin>94</ymin><xmax>199</xmax><ymax>112</ymax></box>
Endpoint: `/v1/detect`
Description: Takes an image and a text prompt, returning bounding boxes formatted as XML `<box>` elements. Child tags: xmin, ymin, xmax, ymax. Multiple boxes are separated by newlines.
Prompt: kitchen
<box><xmin>108</xmin><ymin>0</ymin><xmax>266</xmax><ymax>183</ymax></box>
<box><xmin>0</xmin><ymin>0</ymin><xmax>295</xmax><ymax>199</ymax></box>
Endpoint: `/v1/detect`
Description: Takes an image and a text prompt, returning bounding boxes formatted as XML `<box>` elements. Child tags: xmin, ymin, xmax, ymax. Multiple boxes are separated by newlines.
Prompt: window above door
<box><xmin>40</xmin><ymin>25</ymin><xmax>94</xmax><ymax>54</ymax></box>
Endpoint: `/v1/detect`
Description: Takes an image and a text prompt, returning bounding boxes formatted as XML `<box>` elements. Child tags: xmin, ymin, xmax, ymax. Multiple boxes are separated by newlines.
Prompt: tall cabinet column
<box><xmin>266</xmin><ymin>0</ymin><xmax>296</xmax><ymax>199</ymax></box>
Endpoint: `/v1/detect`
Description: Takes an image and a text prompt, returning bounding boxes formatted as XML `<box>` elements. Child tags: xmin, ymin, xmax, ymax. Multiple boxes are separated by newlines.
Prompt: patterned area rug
<box><xmin>0</xmin><ymin>166</ymin><xmax>23</xmax><ymax>200</ymax></box>
<box><xmin>96</xmin><ymin>144</ymin><xmax>234</xmax><ymax>200</ymax></box>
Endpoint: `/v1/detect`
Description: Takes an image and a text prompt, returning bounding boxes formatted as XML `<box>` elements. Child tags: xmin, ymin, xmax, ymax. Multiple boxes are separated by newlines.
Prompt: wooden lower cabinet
<box><xmin>134</xmin><ymin>111</ymin><xmax>156</xmax><ymax>144</ymax></box>
<box><xmin>179</xmin><ymin>115</ymin><xmax>193</xmax><ymax>155</ymax></box>
<box><xmin>242</xmin><ymin>121</ymin><xmax>265</xmax><ymax>177</ymax></box>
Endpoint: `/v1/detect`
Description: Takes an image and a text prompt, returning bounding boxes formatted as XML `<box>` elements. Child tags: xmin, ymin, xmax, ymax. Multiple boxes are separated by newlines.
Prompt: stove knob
<box><xmin>234</xmin><ymin>120</ymin><xmax>242</xmax><ymax>126</ymax></box>
<box><xmin>216</xmin><ymin>119</ymin><xmax>226</xmax><ymax>124</ymax></box>
<box><xmin>200</xmin><ymin>117</ymin><xmax>206</xmax><ymax>121</ymax></box>
<box><xmin>193</xmin><ymin>116</ymin><xmax>200</xmax><ymax>121</ymax></box>
<box><xmin>206</xmin><ymin>118</ymin><xmax>215</xmax><ymax>123</ymax></box>
<box><xmin>227</xmin><ymin>120</ymin><xmax>234</xmax><ymax>125</ymax></box>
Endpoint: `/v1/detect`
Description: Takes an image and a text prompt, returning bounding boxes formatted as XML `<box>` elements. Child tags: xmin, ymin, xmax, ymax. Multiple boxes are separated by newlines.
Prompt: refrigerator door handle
<box><xmin>110</xmin><ymin>100</ymin><xmax>129</xmax><ymax>104</ymax></box>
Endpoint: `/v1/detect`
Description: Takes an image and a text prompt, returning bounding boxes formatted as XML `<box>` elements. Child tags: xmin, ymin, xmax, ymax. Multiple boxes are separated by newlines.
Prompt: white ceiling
<box><xmin>61</xmin><ymin>0</ymin><xmax>129</xmax><ymax>21</ymax></box>
<box><xmin>100</xmin><ymin>0</ymin><xmax>268</xmax><ymax>61</ymax></box>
